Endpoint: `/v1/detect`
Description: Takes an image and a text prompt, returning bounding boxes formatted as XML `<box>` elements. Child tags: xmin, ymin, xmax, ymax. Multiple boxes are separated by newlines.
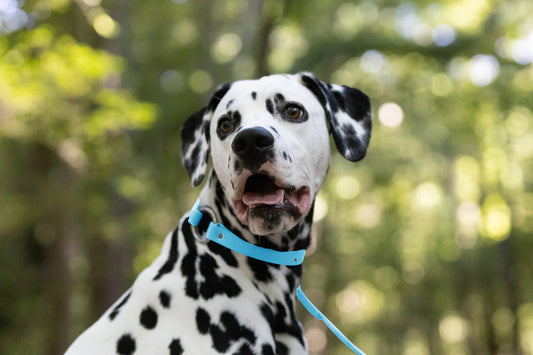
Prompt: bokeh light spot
<box><xmin>360</xmin><ymin>50</ymin><xmax>386</xmax><ymax>74</ymax></box>
<box><xmin>356</xmin><ymin>203</ymin><xmax>382</xmax><ymax>229</ymax></box>
<box><xmin>432</xmin><ymin>24</ymin><xmax>456</xmax><ymax>47</ymax></box>
<box><xmin>305</xmin><ymin>327</ymin><xmax>327</xmax><ymax>352</ymax></box>
<box><xmin>469</xmin><ymin>54</ymin><xmax>499</xmax><ymax>87</ymax></box>
<box><xmin>378</xmin><ymin>102</ymin><xmax>403</xmax><ymax>128</ymax></box>
<box><xmin>211</xmin><ymin>33</ymin><xmax>242</xmax><ymax>63</ymax></box>
<box><xmin>439</xmin><ymin>314</ymin><xmax>469</xmax><ymax>343</ymax></box>
<box><xmin>335</xmin><ymin>176</ymin><xmax>361</xmax><ymax>200</ymax></box>
<box><xmin>481</xmin><ymin>195</ymin><xmax>511</xmax><ymax>242</ymax></box>
<box><xmin>189</xmin><ymin>70</ymin><xmax>213</xmax><ymax>93</ymax></box>
<box><xmin>313</xmin><ymin>195</ymin><xmax>328</xmax><ymax>222</ymax></box>
<box><xmin>415</xmin><ymin>182</ymin><xmax>442</xmax><ymax>208</ymax></box>
<box><xmin>160</xmin><ymin>70</ymin><xmax>183</xmax><ymax>94</ymax></box>
<box><xmin>93</xmin><ymin>13</ymin><xmax>120</xmax><ymax>39</ymax></box>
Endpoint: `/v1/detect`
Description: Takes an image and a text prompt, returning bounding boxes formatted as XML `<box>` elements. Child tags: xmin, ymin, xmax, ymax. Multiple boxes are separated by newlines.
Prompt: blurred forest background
<box><xmin>1</xmin><ymin>0</ymin><xmax>532</xmax><ymax>354</ymax></box>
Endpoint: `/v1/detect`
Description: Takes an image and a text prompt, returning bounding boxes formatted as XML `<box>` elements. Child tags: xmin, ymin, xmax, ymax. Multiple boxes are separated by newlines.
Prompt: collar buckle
<box><xmin>189</xmin><ymin>199</ymin><xmax>218</xmax><ymax>244</ymax></box>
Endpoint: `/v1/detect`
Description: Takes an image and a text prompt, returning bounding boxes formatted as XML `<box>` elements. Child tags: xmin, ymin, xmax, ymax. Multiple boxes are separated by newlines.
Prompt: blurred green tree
<box><xmin>0</xmin><ymin>24</ymin><xmax>156</xmax><ymax>354</ymax></box>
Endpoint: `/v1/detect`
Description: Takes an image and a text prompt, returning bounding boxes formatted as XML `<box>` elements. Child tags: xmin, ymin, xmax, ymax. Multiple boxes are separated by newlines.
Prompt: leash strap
<box><xmin>297</xmin><ymin>286</ymin><xmax>366</xmax><ymax>355</ymax></box>
<box><xmin>188</xmin><ymin>199</ymin><xmax>366</xmax><ymax>354</ymax></box>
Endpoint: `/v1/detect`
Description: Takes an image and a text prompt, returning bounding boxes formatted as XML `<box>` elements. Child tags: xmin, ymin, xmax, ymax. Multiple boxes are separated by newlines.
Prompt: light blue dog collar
<box><xmin>188</xmin><ymin>199</ymin><xmax>366</xmax><ymax>354</ymax></box>
<box><xmin>188</xmin><ymin>199</ymin><xmax>305</xmax><ymax>266</ymax></box>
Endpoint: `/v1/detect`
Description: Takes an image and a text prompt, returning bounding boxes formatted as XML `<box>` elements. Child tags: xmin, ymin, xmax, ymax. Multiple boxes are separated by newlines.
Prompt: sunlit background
<box><xmin>1</xmin><ymin>0</ymin><xmax>532</xmax><ymax>354</ymax></box>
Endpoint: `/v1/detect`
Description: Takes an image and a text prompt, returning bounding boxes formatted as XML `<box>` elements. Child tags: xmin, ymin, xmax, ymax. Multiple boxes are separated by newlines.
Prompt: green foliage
<box><xmin>1</xmin><ymin>0</ymin><xmax>533</xmax><ymax>354</ymax></box>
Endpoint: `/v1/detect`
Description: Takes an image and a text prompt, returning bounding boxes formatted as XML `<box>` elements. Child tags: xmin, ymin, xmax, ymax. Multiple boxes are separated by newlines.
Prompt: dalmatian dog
<box><xmin>65</xmin><ymin>72</ymin><xmax>371</xmax><ymax>355</ymax></box>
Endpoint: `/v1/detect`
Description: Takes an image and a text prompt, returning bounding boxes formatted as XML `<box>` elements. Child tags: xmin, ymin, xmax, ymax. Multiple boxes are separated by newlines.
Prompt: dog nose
<box><xmin>232</xmin><ymin>127</ymin><xmax>274</xmax><ymax>158</ymax></box>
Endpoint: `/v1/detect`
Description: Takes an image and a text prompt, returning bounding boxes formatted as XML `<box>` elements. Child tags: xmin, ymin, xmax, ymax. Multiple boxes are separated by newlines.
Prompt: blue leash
<box><xmin>188</xmin><ymin>199</ymin><xmax>366</xmax><ymax>355</ymax></box>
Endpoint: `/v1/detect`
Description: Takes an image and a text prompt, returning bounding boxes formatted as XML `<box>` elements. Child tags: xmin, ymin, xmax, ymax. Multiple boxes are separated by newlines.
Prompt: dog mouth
<box><xmin>233</xmin><ymin>173</ymin><xmax>311</xmax><ymax>224</ymax></box>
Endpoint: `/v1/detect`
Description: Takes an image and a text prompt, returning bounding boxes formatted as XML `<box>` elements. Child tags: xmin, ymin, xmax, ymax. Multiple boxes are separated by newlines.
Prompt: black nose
<box><xmin>232</xmin><ymin>127</ymin><xmax>275</xmax><ymax>158</ymax></box>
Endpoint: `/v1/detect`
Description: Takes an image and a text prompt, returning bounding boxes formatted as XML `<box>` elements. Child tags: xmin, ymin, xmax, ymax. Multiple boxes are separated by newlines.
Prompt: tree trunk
<box><xmin>46</xmin><ymin>165</ymin><xmax>79</xmax><ymax>355</ymax></box>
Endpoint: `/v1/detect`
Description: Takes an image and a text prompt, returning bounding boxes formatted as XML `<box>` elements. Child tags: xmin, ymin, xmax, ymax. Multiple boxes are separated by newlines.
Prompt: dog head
<box><xmin>181</xmin><ymin>73</ymin><xmax>372</xmax><ymax>236</ymax></box>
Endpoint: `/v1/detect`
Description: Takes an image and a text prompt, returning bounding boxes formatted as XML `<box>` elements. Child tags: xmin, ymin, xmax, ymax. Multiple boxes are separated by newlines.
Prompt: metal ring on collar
<box><xmin>191</xmin><ymin>205</ymin><xmax>218</xmax><ymax>244</ymax></box>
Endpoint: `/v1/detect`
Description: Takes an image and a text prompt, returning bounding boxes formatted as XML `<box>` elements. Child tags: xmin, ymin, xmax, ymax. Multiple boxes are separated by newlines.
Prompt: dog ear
<box><xmin>298</xmin><ymin>72</ymin><xmax>372</xmax><ymax>162</ymax></box>
<box><xmin>181</xmin><ymin>83</ymin><xmax>231</xmax><ymax>186</ymax></box>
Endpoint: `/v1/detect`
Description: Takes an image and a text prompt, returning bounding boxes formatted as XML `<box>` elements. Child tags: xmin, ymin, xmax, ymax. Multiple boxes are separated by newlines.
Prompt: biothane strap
<box><xmin>188</xmin><ymin>199</ymin><xmax>366</xmax><ymax>355</ymax></box>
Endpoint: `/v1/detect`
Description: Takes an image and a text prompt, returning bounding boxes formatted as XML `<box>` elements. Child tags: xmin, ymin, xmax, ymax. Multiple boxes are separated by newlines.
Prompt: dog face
<box><xmin>182</xmin><ymin>73</ymin><xmax>372</xmax><ymax>236</ymax></box>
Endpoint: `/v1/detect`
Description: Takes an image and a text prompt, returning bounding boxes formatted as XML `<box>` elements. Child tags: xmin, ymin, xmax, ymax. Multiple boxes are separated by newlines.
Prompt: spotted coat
<box><xmin>65</xmin><ymin>73</ymin><xmax>371</xmax><ymax>355</ymax></box>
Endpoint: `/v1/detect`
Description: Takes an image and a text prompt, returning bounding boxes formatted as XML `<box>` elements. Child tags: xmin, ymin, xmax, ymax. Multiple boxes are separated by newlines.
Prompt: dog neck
<box><xmin>196</xmin><ymin>171</ymin><xmax>313</xmax><ymax>253</ymax></box>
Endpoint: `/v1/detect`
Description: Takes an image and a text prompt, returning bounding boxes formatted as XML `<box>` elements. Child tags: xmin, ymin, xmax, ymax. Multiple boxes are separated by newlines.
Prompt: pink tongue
<box><xmin>242</xmin><ymin>189</ymin><xmax>284</xmax><ymax>206</ymax></box>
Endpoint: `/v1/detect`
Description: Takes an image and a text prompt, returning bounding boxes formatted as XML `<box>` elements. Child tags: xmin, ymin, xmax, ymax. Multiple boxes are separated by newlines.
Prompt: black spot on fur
<box><xmin>196</xmin><ymin>307</ymin><xmax>211</xmax><ymax>334</ymax></box>
<box><xmin>274</xmin><ymin>93</ymin><xmax>285</xmax><ymax>103</ymax></box>
<box><xmin>226</xmin><ymin>98</ymin><xmax>235</xmax><ymax>110</ymax></box>
<box><xmin>140</xmin><ymin>306</ymin><xmax>158</xmax><ymax>330</ymax></box>
<box><xmin>207</xmin><ymin>84</ymin><xmax>231</xmax><ymax>112</ymax></box>
<box><xmin>207</xmin><ymin>241</ymin><xmax>239</xmax><ymax>267</ymax></box>
<box><xmin>116</xmin><ymin>334</ymin><xmax>136</xmax><ymax>355</ymax></box>
<box><xmin>324</xmin><ymin>83</ymin><xmax>340</xmax><ymax>113</ymax></box>
<box><xmin>181</xmin><ymin>108</ymin><xmax>206</xmax><ymax>182</ymax></box>
<box><xmin>261</xmin><ymin>298</ymin><xmax>305</xmax><ymax>350</ymax></box>
<box><xmin>333</xmin><ymin>86</ymin><xmax>371</xmax><ymax>122</ymax></box>
<box><xmin>289</xmin><ymin>209</ymin><xmax>313</xmax><ymax>251</ymax></box>
<box><xmin>109</xmin><ymin>290</ymin><xmax>131</xmax><ymax>320</ymax></box>
<box><xmin>191</xmin><ymin>141</ymin><xmax>201</xmax><ymax>163</ymax></box>
<box><xmin>251</xmin><ymin>91</ymin><xmax>257</xmax><ymax>100</ymax></box>
<box><xmin>234</xmin><ymin>343</ymin><xmax>254</xmax><ymax>355</ymax></box>
<box><xmin>342</xmin><ymin>122</ymin><xmax>356</xmax><ymax>137</ymax></box>
<box><xmin>300</xmin><ymin>75</ymin><xmax>327</xmax><ymax>107</ymax></box>
<box><xmin>260</xmin><ymin>303</ymin><xmax>274</xmax><ymax>325</ymax></box>
<box><xmin>233</xmin><ymin>111</ymin><xmax>241</xmax><ymax>128</ymax></box>
<box><xmin>168</xmin><ymin>338</ymin><xmax>184</xmax><ymax>355</ymax></box>
<box><xmin>209</xmin><ymin>324</ymin><xmax>229</xmax><ymax>352</ymax></box>
<box><xmin>270</xmin><ymin>126</ymin><xmax>279</xmax><ymax>137</ymax></box>
<box><xmin>214</xmin><ymin>178</ymin><xmax>228</xmax><ymax>208</ymax></box>
<box><xmin>247</xmin><ymin>257</ymin><xmax>273</xmax><ymax>282</ymax></box>
<box><xmin>181</xmin><ymin>219</ymin><xmax>199</xmax><ymax>299</ymax></box>
<box><xmin>262</xmin><ymin>344</ymin><xmax>275</xmax><ymax>355</ymax></box>
<box><xmin>192</xmin><ymin>173</ymin><xmax>205</xmax><ymax>187</ymax></box>
<box><xmin>198</xmin><ymin>254</ymin><xmax>242</xmax><ymax>300</ymax></box>
<box><xmin>335</xmin><ymin>123</ymin><xmax>365</xmax><ymax>161</ymax></box>
<box><xmin>210</xmin><ymin>311</ymin><xmax>257</xmax><ymax>352</ymax></box>
<box><xmin>266</xmin><ymin>98</ymin><xmax>274</xmax><ymax>115</ymax></box>
<box><xmin>204</xmin><ymin>120</ymin><xmax>210</xmax><ymax>144</ymax></box>
<box><xmin>234</xmin><ymin>159</ymin><xmax>241</xmax><ymax>172</ymax></box>
<box><xmin>275</xmin><ymin>341</ymin><xmax>289</xmax><ymax>355</ymax></box>
<box><xmin>153</xmin><ymin>227</ymin><xmax>179</xmax><ymax>281</ymax></box>
<box><xmin>286</xmin><ymin>273</ymin><xmax>296</xmax><ymax>291</ymax></box>
<box><xmin>159</xmin><ymin>290</ymin><xmax>171</xmax><ymax>308</ymax></box>
<box><xmin>275</xmin><ymin>295</ymin><xmax>305</xmax><ymax>346</ymax></box>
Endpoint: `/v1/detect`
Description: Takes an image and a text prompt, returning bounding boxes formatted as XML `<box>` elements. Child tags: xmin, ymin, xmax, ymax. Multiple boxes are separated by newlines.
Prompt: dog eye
<box><xmin>218</xmin><ymin>118</ymin><xmax>234</xmax><ymax>133</ymax></box>
<box><xmin>283</xmin><ymin>104</ymin><xmax>303</xmax><ymax>120</ymax></box>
